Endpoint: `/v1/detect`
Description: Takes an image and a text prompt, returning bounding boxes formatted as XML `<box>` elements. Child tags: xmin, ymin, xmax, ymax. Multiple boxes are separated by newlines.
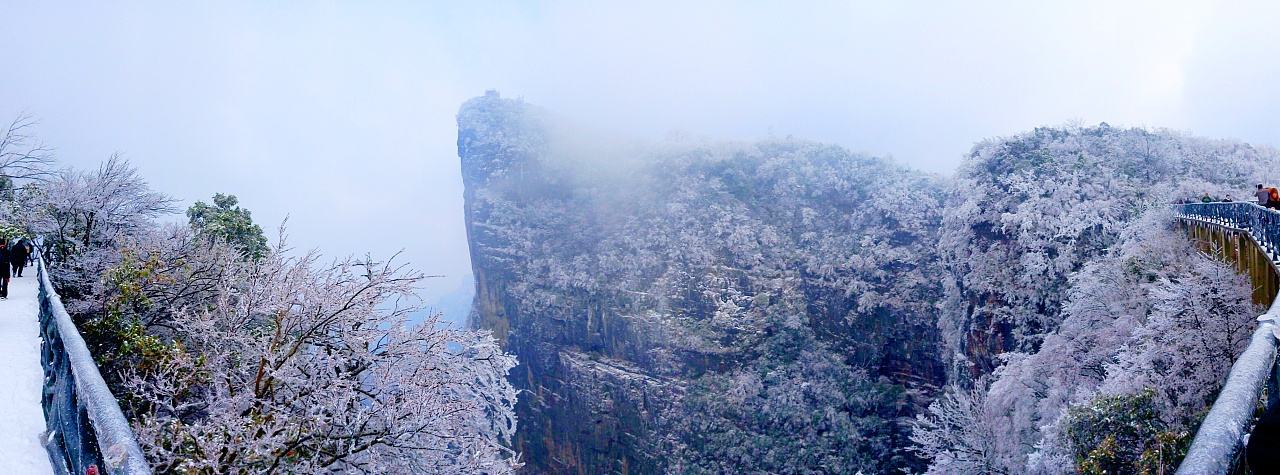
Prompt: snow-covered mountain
<box><xmin>459</xmin><ymin>91</ymin><xmax>947</xmax><ymax>473</ymax></box>
<box><xmin>457</xmin><ymin>92</ymin><xmax>1280</xmax><ymax>473</ymax></box>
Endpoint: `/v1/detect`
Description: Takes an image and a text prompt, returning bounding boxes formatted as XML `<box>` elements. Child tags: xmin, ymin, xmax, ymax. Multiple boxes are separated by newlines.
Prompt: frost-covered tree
<box><xmin>37</xmin><ymin>154</ymin><xmax>174</xmax><ymax>271</ymax></box>
<box><xmin>1100</xmin><ymin>244</ymin><xmax>1256</xmax><ymax>421</ymax></box>
<box><xmin>39</xmin><ymin>211</ymin><xmax>524</xmax><ymax>472</ymax></box>
<box><xmin>909</xmin><ymin>384</ymin><xmax>1004</xmax><ymax>475</ymax></box>
<box><xmin>917</xmin><ymin>209</ymin><xmax>1259</xmax><ymax>474</ymax></box>
<box><xmin>23</xmin><ymin>155</ymin><xmax>176</xmax><ymax>316</ymax></box>
<box><xmin>0</xmin><ymin>114</ymin><xmax>54</xmax><ymax>236</ymax></box>
<box><xmin>0</xmin><ymin>182</ymin><xmax>44</xmax><ymax>237</ymax></box>
<box><xmin>0</xmin><ymin>113</ymin><xmax>54</xmax><ymax>182</ymax></box>
<box><xmin>120</xmin><ymin>234</ymin><xmax>519</xmax><ymax>473</ymax></box>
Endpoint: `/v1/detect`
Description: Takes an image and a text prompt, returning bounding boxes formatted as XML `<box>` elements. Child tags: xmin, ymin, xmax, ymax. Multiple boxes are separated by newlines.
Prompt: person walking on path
<box><xmin>0</xmin><ymin>241</ymin><xmax>12</xmax><ymax>299</ymax></box>
<box><xmin>10</xmin><ymin>239</ymin><xmax>28</xmax><ymax>278</ymax></box>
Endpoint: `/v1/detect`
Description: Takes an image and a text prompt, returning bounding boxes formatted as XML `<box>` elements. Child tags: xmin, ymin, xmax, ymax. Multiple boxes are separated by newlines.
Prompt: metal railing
<box><xmin>35</xmin><ymin>243</ymin><xmax>151</xmax><ymax>474</ymax></box>
<box><xmin>1174</xmin><ymin>202</ymin><xmax>1280</xmax><ymax>474</ymax></box>
<box><xmin>1175</xmin><ymin>202</ymin><xmax>1280</xmax><ymax>259</ymax></box>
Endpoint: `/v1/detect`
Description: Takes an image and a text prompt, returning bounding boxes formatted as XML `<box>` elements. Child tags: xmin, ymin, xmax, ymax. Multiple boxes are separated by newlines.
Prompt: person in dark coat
<box><xmin>10</xmin><ymin>238</ymin><xmax>29</xmax><ymax>278</ymax></box>
<box><xmin>1249</xmin><ymin>403</ymin><xmax>1280</xmax><ymax>472</ymax></box>
<box><xmin>0</xmin><ymin>241</ymin><xmax>12</xmax><ymax>299</ymax></box>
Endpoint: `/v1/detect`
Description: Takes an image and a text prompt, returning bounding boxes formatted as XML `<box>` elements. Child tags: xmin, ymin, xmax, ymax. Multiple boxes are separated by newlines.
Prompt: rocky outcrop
<box><xmin>459</xmin><ymin>91</ymin><xmax>947</xmax><ymax>474</ymax></box>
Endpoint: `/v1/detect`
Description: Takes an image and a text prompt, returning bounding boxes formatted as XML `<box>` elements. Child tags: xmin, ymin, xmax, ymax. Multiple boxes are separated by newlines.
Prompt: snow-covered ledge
<box><xmin>1176</xmin><ymin>305</ymin><xmax>1280</xmax><ymax>474</ymax></box>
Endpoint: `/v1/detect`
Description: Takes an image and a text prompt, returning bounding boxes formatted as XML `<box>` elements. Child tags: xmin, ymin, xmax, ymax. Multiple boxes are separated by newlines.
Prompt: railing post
<box><xmin>1255</xmin><ymin>237</ymin><xmax>1266</xmax><ymax>305</ymax></box>
<box><xmin>1241</xmin><ymin>232</ymin><xmax>1250</xmax><ymax>274</ymax></box>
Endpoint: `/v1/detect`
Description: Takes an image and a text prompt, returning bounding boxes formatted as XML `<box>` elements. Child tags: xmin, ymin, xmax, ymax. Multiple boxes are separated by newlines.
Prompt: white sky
<box><xmin>1</xmin><ymin>1</ymin><xmax>1278</xmax><ymax>312</ymax></box>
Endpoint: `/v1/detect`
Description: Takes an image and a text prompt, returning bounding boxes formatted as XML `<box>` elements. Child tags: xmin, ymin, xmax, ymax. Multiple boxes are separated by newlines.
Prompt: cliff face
<box><xmin>459</xmin><ymin>92</ymin><xmax>946</xmax><ymax>474</ymax></box>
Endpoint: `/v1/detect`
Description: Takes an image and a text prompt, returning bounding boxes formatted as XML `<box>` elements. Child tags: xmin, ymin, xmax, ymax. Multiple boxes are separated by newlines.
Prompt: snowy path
<box><xmin>0</xmin><ymin>275</ymin><xmax>54</xmax><ymax>474</ymax></box>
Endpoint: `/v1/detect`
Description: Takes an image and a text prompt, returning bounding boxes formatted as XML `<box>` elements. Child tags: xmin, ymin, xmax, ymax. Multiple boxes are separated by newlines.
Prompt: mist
<box><xmin>2</xmin><ymin>1</ymin><xmax>1278</xmax><ymax>323</ymax></box>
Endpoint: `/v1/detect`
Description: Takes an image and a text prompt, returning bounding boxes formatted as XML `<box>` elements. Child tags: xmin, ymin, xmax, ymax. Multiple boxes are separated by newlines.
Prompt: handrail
<box><xmin>1174</xmin><ymin>202</ymin><xmax>1280</xmax><ymax>474</ymax></box>
<box><xmin>1175</xmin><ymin>202</ymin><xmax>1280</xmax><ymax>258</ymax></box>
<box><xmin>36</xmin><ymin>242</ymin><xmax>151</xmax><ymax>474</ymax></box>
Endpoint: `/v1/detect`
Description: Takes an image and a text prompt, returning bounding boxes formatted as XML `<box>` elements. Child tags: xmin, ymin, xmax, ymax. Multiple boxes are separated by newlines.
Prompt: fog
<box><xmin>1</xmin><ymin>1</ymin><xmax>1278</xmax><ymax>321</ymax></box>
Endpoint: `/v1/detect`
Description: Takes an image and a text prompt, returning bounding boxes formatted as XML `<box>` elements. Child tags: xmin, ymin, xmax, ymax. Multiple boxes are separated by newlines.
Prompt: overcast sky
<box><xmin>2</xmin><ymin>1</ymin><xmax>1279</xmax><ymax>316</ymax></box>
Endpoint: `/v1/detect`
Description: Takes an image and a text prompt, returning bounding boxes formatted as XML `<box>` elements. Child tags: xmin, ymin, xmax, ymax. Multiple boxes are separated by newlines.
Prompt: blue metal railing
<box><xmin>1174</xmin><ymin>202</ymin><xmax>1280</xmax><ymax>474</ymax></box>
<box><xmin>36</xmin><ymin>243</ymin><xmax>151</xmax><ymax>475</ymax></box>
<box><xmin>1175</xmin><ymin>202</ymin><xmax>1280</xmax><ymax>259</ymax></box>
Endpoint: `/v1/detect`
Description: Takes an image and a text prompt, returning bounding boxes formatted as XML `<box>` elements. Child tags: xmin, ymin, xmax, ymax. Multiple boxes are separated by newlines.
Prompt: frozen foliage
<box><xmin>908</xmin><ymin>384</ymin><xmax>1003</xmax><ymax>475</ymax></box>
<box><xmin>117</xmin><ymin>233</ymin><xmax>520</xmax><ymax>473</ymax></box>
<box><xmin>460</xmin><ymin>93</ymin><xmax>946</xmax><ymax>473</ymax></box>
<box><xmin>49</xmin><ymin>220</ymin><xmax>523</xmax><ymax>473</ymax></box>
<box><xmin>0</xmin><ymin>114</ymin><xmax>53</xmax><ymax>232</ymax></box>
<box><xmin>915</xmin><ymin>209</ymin><xmax>1259</xmax><ymax>474</ymax></box>
<box><xmin>36</xmin><ymin>155</ymin><xmax>176</xmax><ymax>298</ymax></box>
<box><xmin>664</xmin><ymin>313</ymin><xmax>908</xmax><ymax>474</ymax></box>
<box><xmin>1102</xmin><ymin>237</ymin><xmax>1257</xmax><ymax>418</ymax></box>
<box><xmin>41</xmin><ymin>154</ymin><xmax>175</xmax><ymax>252</ymax></box>
<box><xmin>940</xmin><ymin>124</ymin><xmax>1280</xmax><ymax>379</ymax></box>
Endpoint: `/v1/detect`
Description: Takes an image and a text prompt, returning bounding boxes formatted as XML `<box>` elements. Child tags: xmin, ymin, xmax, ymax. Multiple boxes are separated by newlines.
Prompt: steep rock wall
<box><xmin>459</xmin><ymin>92</ymin><xmax>946</xmax><ymax>474</ymax></box>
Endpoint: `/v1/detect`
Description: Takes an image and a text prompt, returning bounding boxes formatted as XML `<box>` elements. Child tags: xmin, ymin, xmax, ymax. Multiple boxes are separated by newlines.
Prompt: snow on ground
<box><xmin>0</xmin><ymin>274</ymin><xmax>54</xmax><ymax>474</ymax></box>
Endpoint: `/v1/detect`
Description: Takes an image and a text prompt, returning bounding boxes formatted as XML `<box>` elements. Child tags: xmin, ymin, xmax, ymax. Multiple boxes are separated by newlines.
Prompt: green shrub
<box><xmin>1066</xmin><ymin>389</ymin><xmax>1192</xmax><ymax>475</ymax></box>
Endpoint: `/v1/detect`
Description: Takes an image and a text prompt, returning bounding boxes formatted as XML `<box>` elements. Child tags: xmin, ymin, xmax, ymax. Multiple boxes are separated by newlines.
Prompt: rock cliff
<box><xmin>459</xmin><ymin>91</ymin><xmax>946</xmax><ymax>474</ymax></box>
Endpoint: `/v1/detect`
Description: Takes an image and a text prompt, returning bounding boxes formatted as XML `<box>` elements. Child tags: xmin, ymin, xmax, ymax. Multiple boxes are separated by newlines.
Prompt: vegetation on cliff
<box><xmin>918</xmin><ymin>126</ymin><xmax>1278</xmax><ymax>474</ymax></box>
<box><xmin>460</xmin><ymin>92</ymin><xmax>949</xmax><ymax>473</ymax></box>
<box><xmin>462</xmin><ymin>95</ymin><xmax>1280</xmax><ymax>474</ymax></box>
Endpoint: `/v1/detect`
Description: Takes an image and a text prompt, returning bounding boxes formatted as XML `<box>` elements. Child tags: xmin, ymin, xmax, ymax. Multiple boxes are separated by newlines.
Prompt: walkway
<box><xmin>1176</xmin><ymin>202</ymin><xmax>1280</xmax><ymax>473</ymax></box>
<box><xmin>0</xmin><ymin>273</ymin><xmax>55</xmax><ymax>474</ymax></box>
